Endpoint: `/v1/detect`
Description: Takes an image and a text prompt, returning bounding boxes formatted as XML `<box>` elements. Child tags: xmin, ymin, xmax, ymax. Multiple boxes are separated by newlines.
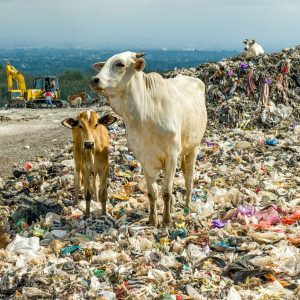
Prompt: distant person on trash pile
<box><xmin>45</xmin><ymin>89</ymin><xmax>53</xmax><ymax>108</ymax></box>
<box><xmin>243</xmin><ymin>39</ymin><xmax>264</xmax><ymax>59</ymax></box>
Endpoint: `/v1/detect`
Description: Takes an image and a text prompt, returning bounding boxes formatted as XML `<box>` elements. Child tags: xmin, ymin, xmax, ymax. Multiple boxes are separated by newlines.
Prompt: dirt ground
<box><xmin>0</xmin><ymin>107</ymin><xmax>110</xmax><ymax>179</ymax></box>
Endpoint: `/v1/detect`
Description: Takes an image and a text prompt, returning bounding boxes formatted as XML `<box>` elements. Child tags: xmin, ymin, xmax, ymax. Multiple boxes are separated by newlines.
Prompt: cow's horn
<box><xmin>136</xmin><ymin>53</ymin><xmax>145</xmax><ymax>59</ymax></box>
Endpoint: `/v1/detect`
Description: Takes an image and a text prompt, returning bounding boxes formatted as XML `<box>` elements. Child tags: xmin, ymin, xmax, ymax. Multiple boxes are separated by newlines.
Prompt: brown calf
<box><xmin>68</xmin><ymin>91</ymin><xmax>87</xmax><ymax>105</ymax></box>
<box><xmin>62</xmin><ymin>110</ymin><xmax>116</xmax><ymax>217</ymax></box>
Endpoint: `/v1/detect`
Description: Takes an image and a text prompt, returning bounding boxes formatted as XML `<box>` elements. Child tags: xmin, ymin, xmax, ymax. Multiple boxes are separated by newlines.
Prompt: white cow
<box><xmin>91</xmin><ymin>52</ymin><xmax>207</xmax><ymax>226</ymax></box>
<box><xmin>243</xmin><ymin>39</ymin><xmax>264</xmax><ymax>59</ymax></box>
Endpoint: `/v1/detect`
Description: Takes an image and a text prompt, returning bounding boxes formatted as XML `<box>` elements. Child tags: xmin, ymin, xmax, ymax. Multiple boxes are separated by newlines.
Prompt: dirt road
<box><xmin>0</xmin><ymin>107</ymin><xmax>111</xmax><ymax>179</ymax></box>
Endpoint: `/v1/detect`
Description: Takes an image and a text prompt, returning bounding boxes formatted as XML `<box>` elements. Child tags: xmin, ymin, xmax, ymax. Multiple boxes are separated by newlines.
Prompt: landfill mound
<box><xmin>165</xmin><ymin>46</ymin><xmax>300</xmax><ymax>129</ymax></box>
<box><xmin>1</xmin><ymin>111</ymin><xmax>300</xmax><ymax>299</ymax></box>
<box><xmin>1</xmin><ymin>48</ymin><xmax>300</xmax><ymax>299</ymax></box>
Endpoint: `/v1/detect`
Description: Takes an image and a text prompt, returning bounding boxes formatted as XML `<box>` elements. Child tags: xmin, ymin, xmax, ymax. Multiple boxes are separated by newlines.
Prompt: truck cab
<box><xmin>34</xmin><ymin>76</ymin><xmax>60</xmax><ymax>99</ymax></box>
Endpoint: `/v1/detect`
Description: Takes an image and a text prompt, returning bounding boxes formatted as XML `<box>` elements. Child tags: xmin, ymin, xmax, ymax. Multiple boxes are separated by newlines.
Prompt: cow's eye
<box><xmin>116</xmin><ymin>62</ymin><xmax>125</xmax><ymax>67</ymax></box>
<box><xmin>95</xmin><ymin>124</ymin><xmax>98</xmax><ymax>128</ymax></box>
<box><xmin>79</xmin><ymin>124</ymin><xmax>83</xmax><ymax>128</ymax></box>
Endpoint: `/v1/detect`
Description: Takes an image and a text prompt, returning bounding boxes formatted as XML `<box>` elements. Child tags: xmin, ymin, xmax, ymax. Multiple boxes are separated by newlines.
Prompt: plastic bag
<box><xmin>227</xmin><ymin>287</ymin><xmax>242</xmax><ymax>300</ymax></box>
<box><xmin>248</xmin><ymin>230</ymin><xmax>285</xmax><ymax>243</ymax></box>
<box><xmin>7</xmin><ymin>234</ymin><xmax>40</xmax><ymax>257</ymax></box>
<box><xmin>255</xmin><ymin>205</ymin><xmax>282</xmax><ymax>225</ymax></box>
<box><xmin>270</xmin><ymin>243</ymin><xmax>300</xmax><ymax>276</ymax></box>
<box><xmin>186</xmin><ymin>285</ymin><xmax>204</xmax><ymax>300</ymax></box>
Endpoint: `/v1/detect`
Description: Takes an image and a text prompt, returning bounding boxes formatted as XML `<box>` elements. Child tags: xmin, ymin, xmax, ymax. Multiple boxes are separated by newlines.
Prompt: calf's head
<box><xmin>62</xmin><ymin>111</ymin><xmax>116</xmax><ymax>150</ymax></box>
<box><xmin>91</xmin><ymin>51</ymin><xmax>146</xmax><ymax>96</ymax></box>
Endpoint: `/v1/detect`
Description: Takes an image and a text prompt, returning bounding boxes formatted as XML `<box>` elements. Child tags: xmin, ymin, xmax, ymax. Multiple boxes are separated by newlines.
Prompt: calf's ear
<box><xmin>135</xmin><ymin>58</ymin><xmax>146</xmax><ymax>71</ymax></box>
<box><xmin>62</xmin><ymin>118</ymin><xmax>79</xmax><ymax>129</ymax></box>
<box><xmin>92</xmin><ymin>62</ymin><xmax>105</xmax><ymax>72</ymax></box>
<box><xmin>98</xmin><ymin>115</ymin><xmax>117</xmax><ymax>127</ymax></box>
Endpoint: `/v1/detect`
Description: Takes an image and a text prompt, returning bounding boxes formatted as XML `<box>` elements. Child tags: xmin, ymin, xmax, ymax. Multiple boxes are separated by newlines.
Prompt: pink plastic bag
<box><xmin>255</xmin><ymin>205</ymin><xmax>285</xmax><ymax>225</ymax></box>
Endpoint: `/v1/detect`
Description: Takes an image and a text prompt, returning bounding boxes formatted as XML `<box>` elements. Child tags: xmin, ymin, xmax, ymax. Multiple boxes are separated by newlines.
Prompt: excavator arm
<box><xmin>6</xmin><ymin>63</ymin><xmax>27</xmax><ymax>94</ymax></box>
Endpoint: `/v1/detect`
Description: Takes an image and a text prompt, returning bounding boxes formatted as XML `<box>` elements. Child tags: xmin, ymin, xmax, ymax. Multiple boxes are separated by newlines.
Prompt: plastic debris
<box><xmin>265</xmin><ymin>138</ymin><xmax>278</xmax><ymax>146</ymax></box>
<box><xmin>6</xmin><ymin>234</ymin><xmax>40</xmax><ymax>257</ymax></box>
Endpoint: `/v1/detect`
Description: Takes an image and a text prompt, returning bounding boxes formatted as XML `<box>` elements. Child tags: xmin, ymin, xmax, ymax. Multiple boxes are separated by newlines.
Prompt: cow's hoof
<box><xmin>148</xmin><ymin>215</ymin><xmax>158</xmax><ymax>227</ymax></box>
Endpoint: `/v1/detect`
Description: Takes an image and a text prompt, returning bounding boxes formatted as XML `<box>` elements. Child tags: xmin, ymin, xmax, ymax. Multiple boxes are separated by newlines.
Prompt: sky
<box><xmin>0</xmin><ymin>0</ymin><xmax>299</xmax><ymax>51</ymax></box>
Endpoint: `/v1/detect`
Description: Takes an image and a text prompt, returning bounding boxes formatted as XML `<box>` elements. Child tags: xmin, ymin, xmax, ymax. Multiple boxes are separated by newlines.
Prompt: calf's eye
<box><xmin>116</xmin><ymin>62</ymin><xmax>125</xmax><ymax>67</ymax></box>
<box><xmin>79</xmin><ymin>124</ymin><xmax>83</xmax><ymax>128</ymax></box>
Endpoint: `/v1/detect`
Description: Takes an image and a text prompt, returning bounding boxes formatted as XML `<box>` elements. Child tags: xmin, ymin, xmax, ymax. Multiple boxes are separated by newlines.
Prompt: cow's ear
<box><xmin>62</xmin><ymin>118</ymin><xmax>79</xmax><ymax>129</ymax></box>
<box><xmin>98</xmin><ymin>115</ymin><xmax>117</xmax><ymax>127</ymax></box>
<box><xmin>135</xmin><ymin>58</ymin><xmax>146</xmax><ymax>71</ymax></box>
<box><xmin>92</xmin><ymin>62</ymin><xmax>105</xmax><ymax>72</ymax></box>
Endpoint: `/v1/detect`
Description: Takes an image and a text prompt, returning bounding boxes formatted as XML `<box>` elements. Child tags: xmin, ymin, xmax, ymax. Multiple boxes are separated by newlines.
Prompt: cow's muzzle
<box><xmin>91</xmin><ymin>77</ymin><xmax>100</xmax><ymax>86</ymax></box>
<box><xmin>84</xmin><ymin>142</ymin><xmax>95</xmax><ymax>149</ymax></box>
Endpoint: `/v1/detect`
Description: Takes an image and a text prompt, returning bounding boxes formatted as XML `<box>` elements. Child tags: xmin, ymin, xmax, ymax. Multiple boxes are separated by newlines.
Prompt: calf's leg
<box><xmin>92</xmin><ymin>174</ymin><xmax>99</xmax><ymax>202</ymax></box>
<box><xmin>84</xmin><ymin>171</ymin><xmax>92</xmax><ymax>217</ymax></box>
<box><xmin>74</xmin><ymin>166</ymin><xmax>82</xmax><ymax>205</ymax></box>
<box><xmin>162</xmin><ymin>155</ymin><xmax>177</xmax><ymax>227</ymax></box>
<box><xmin>98</xmin><ymin>165</ymin><xmax>108</xmax><ymax>215</ymax></box>
<box><xmin>144</xmin><ymin>170</ymin><xmax>159</xmax><ymax>227</ymax></box>
<box><xmin>182</xmin><ymin>147</ymin><xmax>198</xmax><ymax>207</ymax></box>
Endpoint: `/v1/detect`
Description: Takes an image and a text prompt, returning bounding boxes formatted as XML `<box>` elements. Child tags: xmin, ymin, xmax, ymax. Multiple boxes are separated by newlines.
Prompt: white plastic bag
<box><xmin>7</xmin><ymin>234</ymin><xmax>40</xmax><ymax>257</ymax></box>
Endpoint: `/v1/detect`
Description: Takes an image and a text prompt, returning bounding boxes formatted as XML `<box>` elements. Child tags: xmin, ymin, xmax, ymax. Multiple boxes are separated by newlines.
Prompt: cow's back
<box><xmin>166</xmin><ymin>75</ymin><xmax>207</xmax><ymax>153</ymax></box>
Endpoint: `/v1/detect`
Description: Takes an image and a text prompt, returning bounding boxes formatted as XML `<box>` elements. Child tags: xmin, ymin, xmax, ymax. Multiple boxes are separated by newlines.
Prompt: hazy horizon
<box><xmin>0</xmin><ymin>0</ymin><xmax>299</xmax><ymax>51</ymax></box>
<box><xmin>0</xmin><ymin>46</ymin><xmax>294</xmax><ymax>52</ymax></box>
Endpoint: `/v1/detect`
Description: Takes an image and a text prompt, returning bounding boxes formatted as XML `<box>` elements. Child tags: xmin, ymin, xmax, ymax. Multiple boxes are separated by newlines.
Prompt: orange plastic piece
<box><xmin>281</xmin><ymin>209</ymin><xmax>300</xmax><ymax>225</ymax></box>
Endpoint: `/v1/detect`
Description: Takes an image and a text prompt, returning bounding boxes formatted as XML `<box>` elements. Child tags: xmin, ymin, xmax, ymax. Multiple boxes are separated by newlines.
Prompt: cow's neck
<box><xmin>109</xmin><ymin>72</ymin><xmax>154</xmax><ymax>126</ymax></box>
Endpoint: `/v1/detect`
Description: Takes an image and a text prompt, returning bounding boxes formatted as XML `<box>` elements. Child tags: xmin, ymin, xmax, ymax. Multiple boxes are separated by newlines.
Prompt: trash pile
<box><xmin>1</xmin><ymin>47</ymin><xmax>300</xmax><ymax>299</ymax></box>
<box><xmin>166</xmin><ymin>46</ymin><xmax>300</xmax><ymax>129</ymax></box>
<box><xmin>1</xmin><ymin>114</ymin><xmax>300</xmax><ymax>299</ymax></box>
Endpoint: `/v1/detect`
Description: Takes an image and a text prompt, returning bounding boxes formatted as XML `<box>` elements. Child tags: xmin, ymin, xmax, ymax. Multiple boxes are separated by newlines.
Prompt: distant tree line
<box><xmin>59</xmin><ymin>70</ymin><xmax>95</xmax><ymax>100</ymax></box>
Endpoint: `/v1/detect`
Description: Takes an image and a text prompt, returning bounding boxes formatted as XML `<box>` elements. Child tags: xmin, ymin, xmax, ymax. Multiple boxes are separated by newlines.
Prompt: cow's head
<box><xmin>243</xmin><ymin>39</ymin><xmax>256</xmax><ymax>50</ymax></box>
<box><xmin>90</xmin><ymin>51</ymin><xmax>146</xmax><ymax>96</ymax></box>
<box><xmin>62</xmin><ymin>110</ymin><xmax>117</xmax><ymax>150</ymax></box>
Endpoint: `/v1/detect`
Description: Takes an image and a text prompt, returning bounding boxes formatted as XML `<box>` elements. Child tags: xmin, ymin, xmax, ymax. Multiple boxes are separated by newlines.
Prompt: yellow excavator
<box><xmin>6</xmin><ymin>63</ymin><xmax>62</xmax><ymax>108</ymax></box>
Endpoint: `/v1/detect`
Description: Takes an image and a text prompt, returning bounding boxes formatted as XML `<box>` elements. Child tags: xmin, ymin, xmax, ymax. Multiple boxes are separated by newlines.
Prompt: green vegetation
<box><xmin>59</xmin><ymin>70</ymin><xmax>94</xmax><ymax>100</ymax></box>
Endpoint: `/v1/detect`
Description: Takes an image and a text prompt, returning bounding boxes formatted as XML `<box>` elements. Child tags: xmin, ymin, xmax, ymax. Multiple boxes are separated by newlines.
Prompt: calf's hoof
<box><xmin>162</xmin><ymin>215</ymin><xmax>171</xmax><ymax>227</ymax></box>
<box><xmin>83</xmin><ymin>213</ymin><xmax>90</xmax><ymax>220</ymax></box>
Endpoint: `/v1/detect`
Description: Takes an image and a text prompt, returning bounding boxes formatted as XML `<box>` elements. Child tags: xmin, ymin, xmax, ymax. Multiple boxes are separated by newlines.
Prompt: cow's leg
<box><xmin>92</xmin><ymin>174</ymin><xmax>99</xmax><ymax>202</ymax></box>
<box><xmin>98</xmin><ymin>165</ymin><xmax>108</xmax><ymax>215</ymax></box>
<box><xmin>84</xmin><ymin>170</ymin><xmax>92</xmax><ymax>218</ymax></box>
<box><xmin>144</xmin><ymin>170</ymin><xmax>159</xmax><ymax>227</ymax></box>
<box><xmin>182</xmin><ymin>147</ymin><xmax>198</xmax><ymax>207</ymax></box>
<box><xmin>162</xmin><ymin>155</ymin><xmax>177</xmax><ymax>227</ymax></box>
